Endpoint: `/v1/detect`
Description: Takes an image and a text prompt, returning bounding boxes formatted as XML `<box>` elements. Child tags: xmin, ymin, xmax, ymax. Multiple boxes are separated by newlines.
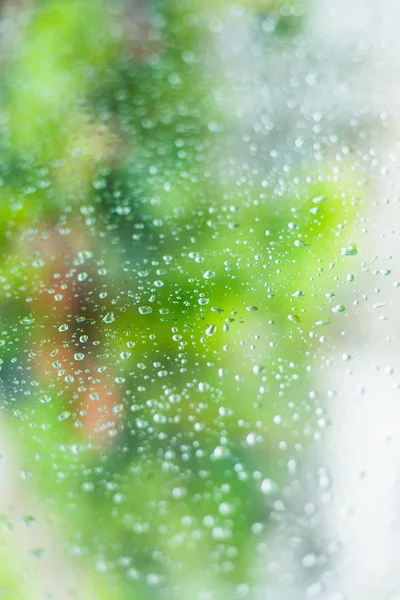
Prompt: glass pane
<box><xmin>0</xmin><ymin>0</ymin><xmax>396</xmax><ymax>598</ymax></box>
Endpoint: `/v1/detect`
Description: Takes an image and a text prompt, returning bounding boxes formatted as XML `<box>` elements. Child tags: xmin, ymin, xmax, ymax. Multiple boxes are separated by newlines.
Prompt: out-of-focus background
<box><xmin>0</xmin><ymin>0</ymin><xmax>397</xmax><ymax>598</ymax></box>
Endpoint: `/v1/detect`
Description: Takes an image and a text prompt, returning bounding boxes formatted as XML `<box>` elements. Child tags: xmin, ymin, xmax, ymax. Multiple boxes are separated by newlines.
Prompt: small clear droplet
<box><xmin>116</xmin><ymin>206</ymin><xmax>131</xmax><ymax>216</ymax></box>
<box><xmin>332</xmin><ymin>304</ymin><xmax>346</xmax><ymax>313</ymax></box>
<box><xmin>340</xmin><ymin>243</ymin><xmax>358</xmax><ymax>256</ymax></box>
<box><xmin>288</xmin><ymin>314</ymin><xmax>300</xmax><ymax>323</ymax></box>
<box><xmin>58</xmin><ymin>411</ymin><xmax>71</xmax><ymax>421</ymax></box>
<box><xmin>20</xmin><ymin>317</ymin><xmax>34</xmax><ymax>325</ymax></box>
<box><xmin>294</xmin><ymin>240</ymin><xmax>310</xmax><ymax>249</ymax></box>
<box><xmin>103</xmin><ymin>312</ymin><xmax>115</xmax><ymax>323</ymax></box>
<box><xmin>261</xmin><ymin>478</ymin><xmax>274</xmax><ymax>495</ymax></box>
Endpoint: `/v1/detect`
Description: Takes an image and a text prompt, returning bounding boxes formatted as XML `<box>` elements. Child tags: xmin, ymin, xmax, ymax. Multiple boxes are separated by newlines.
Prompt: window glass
<box><xmin>0</xmin><ymin>1</ymin><xmax>396</xmax><ymax>599</ymax></box>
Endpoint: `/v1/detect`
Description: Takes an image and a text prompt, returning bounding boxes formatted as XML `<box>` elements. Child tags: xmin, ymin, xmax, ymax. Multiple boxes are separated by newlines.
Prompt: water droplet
<box><xmin>332</xmin><ymin>304</ymin><xmax>346</xmax><ymax>313</ymax></box>
<box><xmin>92</xmin><ymin>178</ymin><xmax>107</xmax><ymax>190</ymax></box>
<box><xmin>198</xmin><ymin>382</ymin><xmax>210</xmax><ymax>392</ymax></box>
<box><xmin>340</xmin><ymin>243</ymin><xmax>358</xmax><ymax>256</ymax></box>
<box><xmin>168</xmin><ymin>394</ymin><xmax>181</xmax><ymax>404</ymax></box>
<box><xmin>20</xmin><ymin>317</ymin><xmax>34</xmax><ymax>325</ymax></box>
<box><xmin>212</xmin><ymin>445</ymin><xmax>230</xmax><ymax>459</ymax></box>
<box><xmin>218</xmin><ymin>502</ymin><xmax>232</xmax><ymax>516</ymax></box>
<box><xmin>294</xmin><ymin>240</ymin><xmax>310</xmax><ymax>248</ymax></box>
<box><xmin>116</xmin><ymin>206</ymin><xmax>131</xmax><ymax>216</ymax></box>
<box><xmin>261</xmin><ymin>478</ymin><xmax>274</xmax><ymax>495</ymax></box>
<box><xmin>103</xmin><ymin>312</ymin><xmax>115</xmax><ymax>323</ymax></box>
<box><xmin>288</xmin><ymin>314</ymin><xmax>300</xmax><ymax>323</ymax></box>
<box><xmin>139</xmin><ymin>306</ymin><xmax>153</xmax><ymax>315</ymax></box>
<box><xmin>302</xmin><ymin>554</ymin><xmax>317</xmax><ymax>568</ymax></box>
<box><xmin>246</xmin><ymin>432</ymin><xmax>258</xmax><ymax>446</ymax></box>
<box><xmin>32</xmin><ymin>259</ymin><xmax>45</xmax><ymax>268</ymax></box>
<box><xmin>58</xmin><ymin>411</ymin><xmax>71</xmax><ymax>421</ymax></box>
<box><xmin>172</xmin><ymin>487</ymin><xmax>186</xmax><ymax>499</ymax></box>
<box><xmin>203</xmin><ymin>270</ymin><xmax>215</xmax><ymax>279</ymax></box>
<box><xmin>40</xmin><ymin>395</ymin><xmax>51</xmax><ymax>404</ymax></box>
<box><xmin>206</xmin><ymin>324</ymin><xmax>217</xmax><ymax>336</ymax></box>
<box><xmin>373</xmin><ymin>302</ymin><xmax>386</xmax><ymax>309</ymax></box>
<box><xmin>22</xmin><ymin>515</ymin><xmax>36</xmax><ymax>527</ymax></box>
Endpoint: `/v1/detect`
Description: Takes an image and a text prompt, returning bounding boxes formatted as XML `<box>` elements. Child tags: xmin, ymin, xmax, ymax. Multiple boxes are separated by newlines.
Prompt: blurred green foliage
<box><xmin>0</xmin><ymin>0</ymin><xmax>360</xmax><ymax>598</ymax></box>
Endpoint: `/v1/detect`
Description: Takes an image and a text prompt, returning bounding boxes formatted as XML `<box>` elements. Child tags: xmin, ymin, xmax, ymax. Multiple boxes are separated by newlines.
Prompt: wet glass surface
<box><xmin>0</xmin><ymin>1</ymin><xmax>399</xmax><ymax>598</ymax></box>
